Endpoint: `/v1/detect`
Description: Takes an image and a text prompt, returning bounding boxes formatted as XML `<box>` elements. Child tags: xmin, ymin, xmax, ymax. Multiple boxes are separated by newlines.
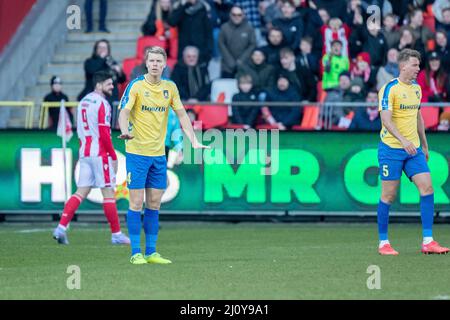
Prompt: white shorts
<box><xmin>77</xmin><ymin>156</ymin><xmax>116</xmax><ymax>188</ymax></box>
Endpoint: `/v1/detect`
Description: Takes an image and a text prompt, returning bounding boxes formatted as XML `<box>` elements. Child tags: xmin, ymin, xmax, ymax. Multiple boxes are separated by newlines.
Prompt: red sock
<box><xmin>59</xmin><ymin>193</ymin><xmax>83</xmax><ymax>227</ymax></box>
<box><xmin>103</xmin><ymin>198</ymin><xmax>121</xmax><ymax>233</ymax></box>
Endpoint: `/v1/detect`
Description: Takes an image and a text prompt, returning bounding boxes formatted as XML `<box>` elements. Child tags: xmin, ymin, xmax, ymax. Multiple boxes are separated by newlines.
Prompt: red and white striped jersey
<box><xmin>77</xmin><ymin>92</ymin><xmax>112</xmax><ymax>158</ymax></box>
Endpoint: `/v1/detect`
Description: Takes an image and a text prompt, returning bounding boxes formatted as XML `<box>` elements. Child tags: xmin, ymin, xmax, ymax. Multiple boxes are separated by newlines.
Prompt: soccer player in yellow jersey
<box><xmin>377</xmin><ymin>49</ymin><xmax>449</xmax><ymax>256</ymax></box>
<box><xmin>118</xmin><ymin>46</ymin><xmax>208</xmax><ymax>265</ymax></box>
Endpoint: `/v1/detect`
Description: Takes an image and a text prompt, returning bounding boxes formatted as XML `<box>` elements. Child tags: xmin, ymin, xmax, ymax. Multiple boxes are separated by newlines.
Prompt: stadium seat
<box><xmin>292</xmin><ymin>105</ymin><xmax>319</xmax><ymax>130</ymax></box>
<box><xmin>421</xmin><ymin>107</ymin><xmax>440</xmax><ymax>129</ymax></box>
<box><xmin>195</xmin><ymin>92</ymin><xmax>229</xmax><ymax>129</ymax></box>
<box><xmin>317</xmin><ymin>81</ymin><xmax>327</xmax><ymax>102</ymax></box>
<box><xmin>122</xmin><ymin>57</ymin><xmax>140</xmax><ymax>81</ymax></box>
<box><xmin>210</xmin><ymin>78</ymin><xmax>239</xmax><ymax>103</ymax></box>
<box><xmin>136</xmin><ymin>36</ymin><xmax>168</xmax><ymax>60</ymax></box>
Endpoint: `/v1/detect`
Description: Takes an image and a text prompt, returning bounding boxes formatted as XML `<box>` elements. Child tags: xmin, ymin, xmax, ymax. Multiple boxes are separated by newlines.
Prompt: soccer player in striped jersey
<box><xmin>118</xmin><ymin>46</ymin><xmax>208</xmax><ymax>265</ymax></box>
<box><xmin>52</xmin><ymin>71</ymin><xmax>130</xmax><ymax>245</ymax></box>
<box><xmin>377</xmin><ymin>49</ymin><xmax>449</xmax><ymax>255</ymax></box>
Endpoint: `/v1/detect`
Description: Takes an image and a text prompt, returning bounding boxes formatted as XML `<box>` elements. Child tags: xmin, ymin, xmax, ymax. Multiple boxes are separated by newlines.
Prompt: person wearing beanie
<box><xmin>43</xmin><ymin>76</ymin><xmax>72</xmax><ymax>130</ymax></box>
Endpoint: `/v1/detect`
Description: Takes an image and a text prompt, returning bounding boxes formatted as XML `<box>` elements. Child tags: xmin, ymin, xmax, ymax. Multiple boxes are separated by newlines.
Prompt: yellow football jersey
<box><xmin>378</xmin><ymin>78</ymin><xmax>422</xmax><ymax>148</ymax></box>
<box><xmin>119</xmin><ymin>76</ymin><xmax>184</xmax><ymax>156</ymax></box>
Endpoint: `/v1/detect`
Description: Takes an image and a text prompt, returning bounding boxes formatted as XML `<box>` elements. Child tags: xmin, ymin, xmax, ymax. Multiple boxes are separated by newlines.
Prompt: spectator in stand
<box><xmin>349</xmin><ymin>89</ymin><xmax>382</xmax><ymax>131</ymax></box>
<box><xmin>435</xmin><ymin>29</ymin><xmax>450</xmax><ymax>73</ymax></box>
<box><xmin>417</xmin><ymin>51</ymin><xmax>448</xmax><ymax>103</ymax></box>
<box><xmin>390</xmin><ymin>0</ymin><xmax>410</xmax><ymax>24</ymax></box>
<box><xmin>260</xmin><ymin>27</ymin><xmax>285</xmax><ymax>65</ymax></box>
<box><xmin>234</xmin><ymin>0</ymin><xmax>264</xmax><ymax>46</ymax></box>
<box><xmin>401</xmin><ymin>8</ymin><xmax>434</xmax><ymax>51</ymax></box>
<box><xmin>321</xmin><ymin>17</ymin><xmax>351</xmax><ymax>58</ymax></box>
<box><xmin>301</xmin><ymin>0</ymin><xmax>324</xmax><ymax>59</ymax></box>
<box><xmin>141</xmin><ymin>0</ymin><xmax>175</xmax><ymax>38</ymax></box>
<box><xmin>277</xmin><ymin>47</ymin><xmax>317</xmax><ymax>102</ymax></box>
<box><xmin>262</xmin><ymin>74</ymin><xmax>302</xmax><ymax>130</ymax></box>
<box><xmin>343</xmin><ymin>0</ymin><xmax>365</xmax><ymax>29</ymax></box>
<box><xmin>236</xmin><ymin>48</ymin><xmax>276</xmax><ymax>98</ymax></box>
<box><xmin>322</xmin><ymin>71</ymin><xmax>352</xmax><ymax>127</ymax></box>
<box><xmin>78</xmin><ymin>39</ymin><xmax>126</xmax><ymax>107</ymax></box>
<box><xmin>259</xmin><ymin>0</ymin><xmax>283</xmax><ymax>33</ymax></box>
<box><xmin>131</xmin><ymin>47</ymin><xmax>171</xmax><ymax>80</ymax></box>
<box><xmin>44</xmin><ymin>76</ymin><xmax>72</xmax><ymax>130</ymax></box>
<box><xmin>395</xmin><ymin>27</ymin><xmax>425</xmax><ymax>63</ymax></box>
<box><xmin>350</xmin><ymin>18</ymin><xmax>388</xmax><ymax>68</ymax></box>
<box><xmin>231</xmin><ymin>74</ymin><xmax>261</xmax><ymax>128</ymax></box>
<box><xmin>376</xmin><ymin>48</ymin><xmax>399</xmax><ymax>90</ymax></box>
<box><xmin>85</xmin><ymin>0</ymin><xmax>109</xmax><ymax>33</ymax></box>
<box><xmin>322</xmin><ymin>40</ymin><xmax>350</xmax><ymax>91</ymax></box>
<box><xmin>313</xmin><ymin>0</ymin><xmax>347</xmax><ymax>19</ymax></box>
<box><xmin>207</xmin><ymin>0</ymin><xmax>234</xmax><ymax>59</ymax></box>
<box><xmin>381</xmin><ymin>13</ymin><xmax>401</xmax><ymax>49</ymax></box>
<box><xmin>344</xmin><ymin>76</ymin><xmax>366</xmax><ymax>103</ymax></box>
<box><xmin>170</xmin><ymin>46</ymin><xmax>211</xmax><ymax>102</ymax></box>
<box><xmin>433</xmin><ymin>0</ymin><xmax>450</xmax><ymax>26</ymax></box>
<box><xmin>350</xmin><ymin>52</ymin><xmax>377</xmax><ymax>91</ymax></box>
<box><xmin>434</xmin><ymin>5</ymin><xmax>450</xmax><ymax>36</ymax></box>
<box><xmin>169</xmin><ymin>0</ymin><xmax>213</xmax><ymax>64</ymax></box>
<box><xmin>272</xmin><ymin>0</ymin><xmax>304</xmax><ymax>51</ymax></box>
<box><xmin>218</xmin><ymin>5</ymin><xmax>256</xmax><ymax>78</ymax></box>
<box><xmin>296</xmin><ymin>36</ymin><xmax>319</xmax><ymax>77</ymax></box>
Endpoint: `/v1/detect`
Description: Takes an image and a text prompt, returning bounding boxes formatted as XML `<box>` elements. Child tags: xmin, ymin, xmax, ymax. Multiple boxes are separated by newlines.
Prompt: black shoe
<box><xmin>85</xmin><ymin>28</ymin><xmax>93</xmax><ymax>33</ymax></box>
<box><xmin>99</xmin><ymin>27</ymin><xmax>110</xmax><ymax>33</ymax></box>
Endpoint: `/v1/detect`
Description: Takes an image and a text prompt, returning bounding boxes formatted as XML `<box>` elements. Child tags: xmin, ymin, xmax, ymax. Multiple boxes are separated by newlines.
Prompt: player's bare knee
<box><xmin>148</xmin><ymin>200</ymin><xmax>161</xmax><ymax>210</ymax></box>
<box><xmin>420</xmin><ymin>185</ymin><xmax>434</xmax><ymax>196</ymax></box>
<box><xmin>381</xmin><ymin>193</ymin><xmax>396</xmax><ymax>204</ymax></box>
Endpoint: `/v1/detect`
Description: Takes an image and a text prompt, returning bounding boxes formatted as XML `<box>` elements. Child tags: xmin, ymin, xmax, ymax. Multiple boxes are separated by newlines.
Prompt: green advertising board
<box><xmin>0</xmin><ymin>131</ymin><xmax>448</xmax><ymax>214</ymax></box>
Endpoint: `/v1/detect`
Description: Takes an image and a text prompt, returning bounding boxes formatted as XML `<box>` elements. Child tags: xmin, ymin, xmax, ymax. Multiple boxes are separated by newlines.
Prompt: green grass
<box><xmin>1</xmin><ymin>222</ymin><xmax>450</xmax><ymax>299</ymax></box>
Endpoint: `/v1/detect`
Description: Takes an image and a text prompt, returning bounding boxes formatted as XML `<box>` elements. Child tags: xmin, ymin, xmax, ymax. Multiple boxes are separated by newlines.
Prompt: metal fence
<box><xmin>0</xmin><ymin>100</ymin><xmax>449</xmax><ymax>130</ymax></box>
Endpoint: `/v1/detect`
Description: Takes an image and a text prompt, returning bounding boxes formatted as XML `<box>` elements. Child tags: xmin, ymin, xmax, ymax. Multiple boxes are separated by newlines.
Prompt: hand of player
<box><xmin>277</xmin><ymin>122</ymin><xmax>286</xmax><ymax>131</ymax></box>
<box><xmin>422</xmin><ymin>145</ymin><xmax>429</xmax><ymax>161</ymax></box>
<box><xmin>118</xmin><ymin>133</ymin><xmax>134</xmax><ymax>140</ymax></box>
<box><xmin>192</xmin><ymin>140</ymin><xmax>210</xmax><ymax>149</ymax></box>
<box><xmin>401</xmin><ymin>139</ymin><xmax>417</xmax><ymax>156</ymax></box>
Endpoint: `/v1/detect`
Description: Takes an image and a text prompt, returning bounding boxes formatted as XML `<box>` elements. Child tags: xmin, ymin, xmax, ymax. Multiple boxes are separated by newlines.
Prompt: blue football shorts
<box><xmin>378</xmin><ymin>141</ymin><xmax>430</xmax><ymax>181</ymax></box>
<box><xmin>126</xmin><ymin>152</ymin><xmax>167</xmax><ymax>189</ymax></box>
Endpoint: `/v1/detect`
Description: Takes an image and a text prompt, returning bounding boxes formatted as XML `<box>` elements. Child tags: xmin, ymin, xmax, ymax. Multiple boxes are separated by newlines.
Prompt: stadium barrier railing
<box><xmin>0</xmin><ymin>101</ymin><xmax>35</xmax><ymax>129</ymax></box>
<box><xmin>1</xmin><ymin>100</ymin><xmax>449</xmax><ymax>130</ymax></box>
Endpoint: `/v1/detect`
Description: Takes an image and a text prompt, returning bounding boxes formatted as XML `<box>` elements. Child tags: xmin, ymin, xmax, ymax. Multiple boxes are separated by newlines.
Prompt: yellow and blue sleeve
<box><xmin>119</xmin><ymin>76</ymin><xmax>144</xmax><ymax>111</ymax></box>
<box><xmin>378</xmin><ymin>79</ymin><xmax>398</xmax><ymax>112</ymax></box>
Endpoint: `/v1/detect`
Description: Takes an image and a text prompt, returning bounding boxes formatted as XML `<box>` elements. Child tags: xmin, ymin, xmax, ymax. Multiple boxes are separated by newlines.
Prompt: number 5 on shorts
<box><xmin>382</xmin><ymin>165</ymin><xmax>389</xmax><ymax>177</ymax></box>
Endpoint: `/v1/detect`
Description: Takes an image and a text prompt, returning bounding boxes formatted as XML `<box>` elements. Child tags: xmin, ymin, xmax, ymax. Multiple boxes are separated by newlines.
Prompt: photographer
<box><xmin>78</xmin><ymin>40</ymin><xmax>126</xmax><ymax>113</ymax></box>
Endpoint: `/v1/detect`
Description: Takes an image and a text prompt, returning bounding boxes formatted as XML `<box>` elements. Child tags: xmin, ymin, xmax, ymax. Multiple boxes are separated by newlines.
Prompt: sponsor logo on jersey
<box><xmin>141</xmin><ymin>105</ymin><xmax>167</xmax><ymax>112</ymax></box>
<box><xmin>399</xmin><ymin>104</ymin><xmax>420</xmax><ymax>110</ymax></box>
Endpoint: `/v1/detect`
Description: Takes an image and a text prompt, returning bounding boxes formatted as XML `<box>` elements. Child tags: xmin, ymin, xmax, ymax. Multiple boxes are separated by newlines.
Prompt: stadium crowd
<box><xmin>47</xmin><ymin>0</ymin><xmax>450</xmax><ymax>131</ymax></box>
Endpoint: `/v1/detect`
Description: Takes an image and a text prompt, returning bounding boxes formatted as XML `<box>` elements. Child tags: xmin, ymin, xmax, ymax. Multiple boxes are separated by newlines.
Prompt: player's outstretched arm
<box><xmin>417</xmin><ymin>111</ymin><xmax>429</xmax><ymax>160</ymax></box>
<box><xmin>380</xmin><ymin>110</ymin><xmax>417</xmax><ymax>155</ymax></box>
<box><xmin>117</xmin><ymin>108</ymin><xmax>134</xmax><ymax>140</ymax></box>
<box><xmin>174</xmin><ymin>108</ymin><xmax>209</xmax><ymax>149</ymax></box>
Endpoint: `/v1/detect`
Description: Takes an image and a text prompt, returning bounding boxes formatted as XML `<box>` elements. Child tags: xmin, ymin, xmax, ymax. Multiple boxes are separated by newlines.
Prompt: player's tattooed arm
<box><xmin>380</xmin><ymin>110</ymin><xmax>417</xmax><ymax>155</ymax></box>
<box><xmin>174</xmin><ymin>108</ymin><xmax>209</xmax><ymax>149</ymax></box>
<box><xmin>117</xmin><ymin>108</ymin><xmax>134</xmax><ymax>140</ymax></box>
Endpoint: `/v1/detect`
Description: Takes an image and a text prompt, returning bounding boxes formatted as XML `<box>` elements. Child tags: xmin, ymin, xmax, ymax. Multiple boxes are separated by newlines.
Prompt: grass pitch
<box><xmin>1</xmin><ymin>222</ymin><xmax>450</xmax><ymax>300</ymax></box>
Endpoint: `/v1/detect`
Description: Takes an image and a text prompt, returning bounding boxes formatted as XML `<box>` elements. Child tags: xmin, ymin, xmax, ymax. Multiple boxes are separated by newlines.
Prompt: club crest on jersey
<box><xmin>163</xmin><ymin>90</ymin><xmax>169</xmax><ymax>99</ymax></box>
<box><xmin>144</xmin><ymin>91</ymin><xmax>150</xmax><ymax>98</ymax></box>
<box><xmin>415</xmin><ymin>91</ymin><xmax>420</xmax><ymax>99</ymax></box>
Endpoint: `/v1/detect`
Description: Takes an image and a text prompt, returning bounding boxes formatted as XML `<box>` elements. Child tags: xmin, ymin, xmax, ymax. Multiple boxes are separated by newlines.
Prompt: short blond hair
<box><xmin>145</xmin><ymin>46</ymin><xmax>167</xmax><ymax>61</ymax></box>
<box><xmin>398</xmin><ymin>48</ymin><xmax>421</xmax><ymax>64</ymax></box>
